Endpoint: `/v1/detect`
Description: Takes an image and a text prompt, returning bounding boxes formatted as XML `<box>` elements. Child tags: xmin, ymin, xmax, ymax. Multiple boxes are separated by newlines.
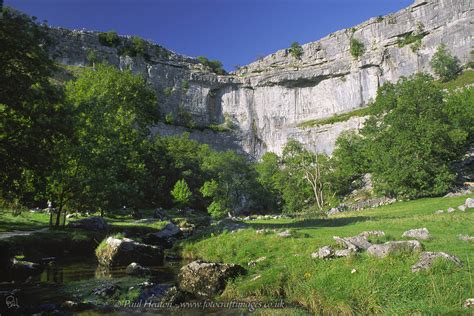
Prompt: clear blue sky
<box><xmin>7</xmin><ymin>0</ymin><xmax>413</xmax><ymax>71</ymax></box>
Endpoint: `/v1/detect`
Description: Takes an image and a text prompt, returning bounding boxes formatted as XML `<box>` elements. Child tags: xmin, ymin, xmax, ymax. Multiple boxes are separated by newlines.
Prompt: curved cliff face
<box><xmin>48</xmin><ymin>0</ymin><xmax>472</xmax><ymax>158</ymax></box>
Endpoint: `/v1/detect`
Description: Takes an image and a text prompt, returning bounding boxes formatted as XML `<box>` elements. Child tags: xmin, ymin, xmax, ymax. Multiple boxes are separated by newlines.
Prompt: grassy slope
<box><xmin>180</xmin><ymin>194</ymin><xmax>474</xmax><ymax>314</ymax></box>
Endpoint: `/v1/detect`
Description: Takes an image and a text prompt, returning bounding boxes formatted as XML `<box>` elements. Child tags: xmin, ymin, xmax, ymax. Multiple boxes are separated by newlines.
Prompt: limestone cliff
<box><xmin>48</xmin><ymin>0</ymin><xmax>472</xmax><ymax>158</ymax></box>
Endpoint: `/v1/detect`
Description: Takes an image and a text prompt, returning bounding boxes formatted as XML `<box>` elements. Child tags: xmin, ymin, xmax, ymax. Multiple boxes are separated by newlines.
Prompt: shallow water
<box><xmin>0</xmin><ymin>257</ymin><xmax>181</xmax><ymax>314</ymax></box>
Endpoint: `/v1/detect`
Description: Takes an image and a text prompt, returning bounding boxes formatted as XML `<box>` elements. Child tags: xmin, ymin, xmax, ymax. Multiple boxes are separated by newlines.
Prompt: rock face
<box><xmin>312</xmin><ymin>246</ymin><xmax>335</xmax><ymax>259</ymax></box>
<box><xmin>402</xmin><ymin>228</ymin><xmax>431</xmax><ymax>240</ymax></box>
<box><xmin>47</xmin><ymin>0</ymin><xmax>472</xmax><ymax>158</ymax></box>
<box><xmin>96</xmin><ymin>237</ymin><xmax>163</xmax><ymax>267</ymax></box>
<box><xmin>68</xmin><ymin>216</ymin><xmax>108</xmax><ymax>231</ymax></box>
<box><xmin>411</xmin><ymin>251</ymin><xmax>462</xmax><ymax>272</ymax></box>
<box><xmin>178</xmin><ymin>260</ymin><xmax>245</xmax><ymax>297</ymax></box>
<box><xmin>367</xmin><ymin>240</ymin><xmax>422</xmax><ymax>258</ymax></box>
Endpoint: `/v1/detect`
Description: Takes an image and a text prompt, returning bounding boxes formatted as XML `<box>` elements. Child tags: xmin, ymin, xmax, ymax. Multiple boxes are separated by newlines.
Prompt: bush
<box><xmin>165</xmin><ymin>112</ymin><xmax>174</xmax><ymax>124</ymax></box>
<box><xmin>163</xmin><ymin>87</ymin><xmax>173</xmax><ymax>97</ymax></box>
<box><xmin>98</xmin><ymin>31</ymin><xmax>121</xmax><ymax>47</ymax></box>
<box><xmin>350</xmin><ymin>38</ymin><xmax>364</xmax><ymax>59</ymax></box>
<box><xmin>430</xmin><ymin>44</ymin><xmax>461</xmax><ymax>82</ymax></box>
<box><xmin>197</xmin><ymin>56</ymin><xmax>226</xmax><ymax>75</ymax></box>
<box><xmin>289</xmin><ymin>42</ymin><xmax>303</xmax><ymax>59</ymax></box>
<box><xmin>171</xmin><ymin>179</ymin><xmax>192</xmax><ymax>208</ymax></box>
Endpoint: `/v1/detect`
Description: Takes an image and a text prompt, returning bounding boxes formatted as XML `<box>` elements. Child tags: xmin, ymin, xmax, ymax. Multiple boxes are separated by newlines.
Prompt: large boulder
<box><xmin>96</xmin><ymin>237</ymin><xmax>163</xmax><ymax>267</ymax></box>
<box><xmin>402</xmin><ymin>228</ymin><xmax>431</xmax><ymax>240</ymax></box>
<box><xmin>367</xmin><ymin>240</ymin><xmax>422</xmax><ymax>258</ymax></box>
<box><xmin>68</xmin><ymin>216</ymin><xmax>108</xmax><ymax>231</ymax></box>
<box><xmin>145</xmin><ymin>222</ymin><xmax>182</xmax><ymax>247</ymax></box>
<box><xmin>411</xmin><ymin>252</ymin><xmax>462</xmax><ymax>272</ymax></box>
<box><xmin>178</xmin><ymin>260</ymin><xmax>245</xmax><ymax>297</ymax></box>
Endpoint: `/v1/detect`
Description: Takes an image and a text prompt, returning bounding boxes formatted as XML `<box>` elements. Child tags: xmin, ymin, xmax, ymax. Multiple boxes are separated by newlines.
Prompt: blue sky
<box><xmin>7</xmin><ymin>0</ymin><xmax>413</xmax><ymax>71</ymax></box>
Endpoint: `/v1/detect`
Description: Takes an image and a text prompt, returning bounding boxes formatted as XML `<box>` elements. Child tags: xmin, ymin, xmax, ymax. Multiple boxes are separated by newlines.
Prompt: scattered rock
<box><xmin>411</xmin><ymin>251</ymin><xmax>462</xmax><ymax>272</ymax></box>
<box><xmin>248</xmin><ymin>257</ymin><xmax>267</xmax><ymax>267</ymax></box>
<box><xmin>458</xmin><ymin>234</ymin><xmax>474</xmax><ymax>242</ymax></box>
<box><xmin>68</xmin><ymin>216</ymin><xmax>108</xmax><ymax>231</ymax></box>
<box><xmin>92</xmin><ymin>282</ymin><xmax>119</xmax><ymax>297</ymax></box>
<box><xmin>335</xmin><ymin>249</ymin><xmax>356</xmax><ymax>257</ymax></box>
<box><xmin>277</xmin><ymin>230</ymin><xmax>292</xmax><ymax>238</ymax></box>
<box><xmin>351</xmin><ymin>269</ymin><xmax>357</xmax><ymax>274</ymax></box>
<box><xmin>178</xmin><ymin>260</ymin><xmax>245</xmax><ymax>297</ymax></box>
<box><xmin>153</xmin><ymin>208</ymin><xmax>169</xmax><ymax>220</ymax></box>
<box><xmin>447</xmin><ymin>207</ymin><xmax>456</xmax><ymax>213</ymax></box>
<box><xmin>402</xmin><ymin>228</ymin><xmax>431</xmax><ymax>240</ymax></box>
<box><xmin>96</xmin><ymin>236</ymin><xmax>163</xmax><ymax>267</ymax></box>
<box><xmin>10</xmin><ymin>259</ymin><xmax>43</xmax><ymax>280</ymax></box>
<box><xmin>367</xmin><ymin>240</ymin><xmax>422</xmax><ymax>258</ymax></box>
<box><xmin>358</xmin><ymin>230</ymin><xmax>385</xmax><ymax>238</ymax></box>
<box><xmin>435</xmin><ymin>210</ymin><xmax>444</xmax><ymax>214</ymax></box>
<box><xmin>466</xmin><ymin>198</ymin><xmax>474</xmax><ymax>209</ymax></box>
<box><xmin>216</xmin><ymin>218</ymin><xmax>247</xmax><ymax>232</ymax></box>
<box><xmin>458</xmin><ymin>205</ymin><xmax>466</xmax><ymax>212</ymax></box>
<box><xmin>311</xmin><ymin>246</ymin><xmax>334</xmax><ymax>259</ymax></box>
<box><xmin>125</xmin><ymin>262</ymin><xmax>151</xmax><ymax>276</ymax></box>
<box><xmin>251</xmin><ymin>274</ymin><xmax>261</xmax><ymax>281</ymax></box>
<box><xmin>333</xmin><ymin>235</ymin><xmax>372</xmax><ymax>251</ymax></box>
<box><xmin>159</xmin><ymin>286</ymin><xmax>192</xmax><ymax>305</ymax></box>
<box><xmin>464</xmin><ymin>298</ymin><xmax>474</xmax><ymax>308</ymax></box>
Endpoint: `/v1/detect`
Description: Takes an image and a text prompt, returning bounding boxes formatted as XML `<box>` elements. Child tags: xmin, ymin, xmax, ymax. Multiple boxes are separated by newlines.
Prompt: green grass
<box><xmin>179</xmin><ymin>194</ymin><xmax>474</xmax><ymax>314</ymax></box>
<box><xmin>441</xmin><ymin>70</ymin><xmax>474</xmax><ymax>90</ymax></box>
<box><xmin>0</xmin><ymin>210</ymin><xmax>50</xmax><ymax>232</ymax></box>
<box><xmin>298</xmin><ymin>107</ymin><xmax>371</xmax><ymax>129</ymax></box>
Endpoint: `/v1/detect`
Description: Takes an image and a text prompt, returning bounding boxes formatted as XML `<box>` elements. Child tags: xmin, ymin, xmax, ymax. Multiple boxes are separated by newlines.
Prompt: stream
<box><xmin>0</xmin><ymin>256</ymin><xmax>245</xmax><ymax>315</ymax></box>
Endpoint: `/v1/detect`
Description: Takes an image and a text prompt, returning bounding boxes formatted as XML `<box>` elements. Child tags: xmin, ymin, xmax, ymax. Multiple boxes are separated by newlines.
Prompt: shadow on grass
<box><xmin>0</xmin><ymin>220</ymin><xmax>48</xmax><ymax>232</ymax></box>
<box><xmin>247</xmin><ymin>216</ymin><xmax>373</xmax><ymax>230</ymax></box>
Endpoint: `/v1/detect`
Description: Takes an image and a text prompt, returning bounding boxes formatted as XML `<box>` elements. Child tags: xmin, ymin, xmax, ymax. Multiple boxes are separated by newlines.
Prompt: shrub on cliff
<box><xmin>430</xmin><ymin>44</ymin><xmax>461</xmax><ymax>82</ymax></box>
<box><xmin>350</xmin><ymin>38</ymin><xmax>364</xmax><ymax>59</ymax></box>
<box><xmin>98</xmin><ymin>30</ymin><xmax>121</xmax><ymax>47</ymax></box>
<box><xmin>289</xmin><ymin>42</ymin><xmax>303</xmax><ymax>59</ymax></box>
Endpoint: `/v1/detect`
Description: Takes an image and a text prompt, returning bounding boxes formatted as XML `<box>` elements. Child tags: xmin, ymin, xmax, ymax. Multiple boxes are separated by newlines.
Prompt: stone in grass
<box><xmin>367</xmin><ymin>240</ymin><xmax>422</xmax><ymax>258</ymax></box>
<box><xmin>333</xmin><ymin>235</ymin><xmax>372</xmax><ymax>251</ymax></box>
<box><xmin>458</xmin><ymin>205</ymin><xmax>466</xmax><ymax>212</ymax></box>
<box><xmin>277</xmin><ymin>230</ymin><xmax>292</xmax><ymax>238</ymax></box>
<box><xmin>358</xmin><ymin>230</ymin><xmax>385</xmax><ymax>238</ymax></box>
<box><xmin>458</xmin><ymin>234</ymin><xmax>474</xmax><ymax>242</ymax></box>
<box><xmin>334</xmin><ymin>248</ymin><xmax>356</xmax><ymax>258</ymax></box>
<box><xmin>434</xmin><ymin>210</ymin><xmax>444</xmax><ymax>214</ymax></box>
<box><xmin>411</xmin><ymin>251</ymin><xmax>462</xmax><ymax>272</ymax></box>
<box><xmin>402</xmin><ymin>228</ymin><xmax>431</xmax><ymax>240</ymax></box>
<box><xmin>248</xmin><ymin>257</ymin><xmax>267</xmax><ymax>267</ymax></box>
<box><xmin>178</xmin><ymin>260</ymin><xmax>245</xmax><ymax>298</ymax></box>
<box><xmin>311</xmin><ymin>246</ymin><xmax>334</xmax><ymax>259</ymax></box>
<box><xmin>125</xmin><ymin>262</ymin><xmax>151</xmax><ymax>276</ymax></box>
<box><xmin>465</xmin><ymin>198</ymin><xmax>474</xmax><ymax>209</ymax></box>
<box><xmin>447</xmin><ymin>207</ymin><xmax>456</xmax><ymax>213</ymax></box>
<box><xmin>464</xmin><ymin>298</ymin><xmax>474</xmax><ymax>308</ymax></box>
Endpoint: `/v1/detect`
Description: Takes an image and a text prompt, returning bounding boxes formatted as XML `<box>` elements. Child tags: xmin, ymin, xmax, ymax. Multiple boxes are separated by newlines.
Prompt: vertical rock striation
<box><xmin>48</xmin><ymin>0</ymin><xmax>472</xmax><ymax>158</ymax></box>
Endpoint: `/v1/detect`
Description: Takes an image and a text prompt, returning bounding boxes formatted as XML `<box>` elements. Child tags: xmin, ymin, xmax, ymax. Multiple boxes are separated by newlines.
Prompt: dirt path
<box><xmin>0</xmin><ymin>227</ymin><xmax>49</xmax><ymax>240</ymax></box>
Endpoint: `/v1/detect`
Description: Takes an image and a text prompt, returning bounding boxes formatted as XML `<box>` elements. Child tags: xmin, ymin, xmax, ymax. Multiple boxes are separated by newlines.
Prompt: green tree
<box><xmin>200</xmin><ymin>150</ymin><xmax>261</xmax><ymax>218</ymax></box>
<box><xmin>171</xmin><ymin>179</ymin><xmax>192</xmax><ymax>208</ymax></box>
<box><xmin>255</xmin><ymin>152</ymin><xmax>282</xmax><ymax>212</ymax></box>
<box><xmin>289</xmin><ymin>42</ymin><xmax>303</xmax><ymax>59</ymax></box>
<box><xmin>280</xmin><ymin>140</ymin><xmax>335</xmax><ymax>213</ymax></box>
<box><xmin>50</xmin><ymin>63</ymin><xmax>159</xmax><ymax>214</ymax></box>
<box><xmin>0</xmin><ymin>8</ymin><xmax>72</xmax><ymax>206</ymax></box>
<box><xmin>430</xmin><ymin>44</ymin><xmax>461</xmax><ymax>82</ymax></box>
<box><xmin>360</xmin><ymin>74</ymin><xmax>468</xmax><ymax>198</ymax></box>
